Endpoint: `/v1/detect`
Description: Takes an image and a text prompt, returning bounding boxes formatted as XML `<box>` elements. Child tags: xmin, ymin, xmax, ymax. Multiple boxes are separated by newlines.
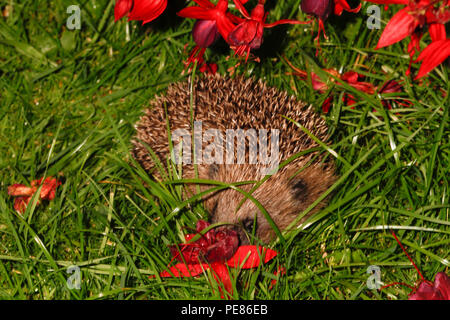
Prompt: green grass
<box><xmin>0</xmin><ymin>0</ymin><xmax>448</xmax><ymax>300</ymax></box>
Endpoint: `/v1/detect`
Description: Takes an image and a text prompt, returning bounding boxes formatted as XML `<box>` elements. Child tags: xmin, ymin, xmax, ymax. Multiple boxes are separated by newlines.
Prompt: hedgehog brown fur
<box><xmin>132</xmin><ymin>74</ymin><xmax>336</xmax><ymax>243</ymax></box>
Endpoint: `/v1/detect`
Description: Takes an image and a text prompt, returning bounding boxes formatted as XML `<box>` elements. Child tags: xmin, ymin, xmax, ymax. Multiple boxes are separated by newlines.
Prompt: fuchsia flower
<box><xmin>114</xmin><ymin>0</ymin><xmax>133</xmax><ymax>21</ymax></box>
<box><xmin>177</xmin><ymin>0</ymin><xmax>238</xmax><ymax>41</ymax></box>
<box><xmin>301</xmin><ymin>0</ymin><xmax>361</xmax><ymax>52</ymax></box>
<box><xmin>156</xmin><ymin>220</ymin><xmax>278</xmax><ymax>298</ymax></box>
<box><xmin>183</xmin><ymin>19</ymin><xmax>221</xmax><ymax>74</ymax></box>
<box><xmin>8</xmin><ymin>177</ymin><xmax>61</xmax><ymax>214</ymax></box>
<box><xmin>301</xmin><ymin>0</ymin><xmax>334</xmax><ymax>45</ymax></box>
<box><xmin>381</xmin><ymin>231</ymin><xmax>450</xmax><ymax>300</ymax></box>
<box><xmin>177</xmin><ymin>0</ymin><xmax>241</xmax><ymax>72</ymax></box>
<box><xmin>409</xmin><ymin>272</ymin><xmax>450</xmax><ymax>300</ymax></box>
<box><xmin>114</xmin><ymin>0</ymin><xmax>167</xmax><ymax>24</ymax></box>
<box><xmin>178</xmin><ymin>0</ymin><xmax>306</xmax><ymax>65</ymax></box>
<box><xmin>363</xmin><ymin>0</ymin><xmax>450</xmax><ymax>78</ymax></box>
<box><xmin>228</xmin><ymin>0</ymin><xmax>308</xmax><ymax>61</ymax></box>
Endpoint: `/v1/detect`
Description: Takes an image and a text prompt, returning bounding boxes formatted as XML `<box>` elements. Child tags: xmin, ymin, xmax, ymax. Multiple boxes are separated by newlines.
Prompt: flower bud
<box><xmin>192</xmin><ymin>20</ymin><xmax>221</xmax><ymax>48</ymax></box>
<box><xmin>114</xmin><ymin>0</ymin><xmax>133</xmax><ymax>22</ymax></box>
<box><xmin>300</xmin><ymin>0</ymin><xmax>334</xmax><ymax>21</ymax></box>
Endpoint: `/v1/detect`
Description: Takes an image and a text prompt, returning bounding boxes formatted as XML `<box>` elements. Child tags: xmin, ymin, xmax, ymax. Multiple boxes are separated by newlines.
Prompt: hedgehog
<box><xmin>132</xmin><ymin>74</ymin><xmax>336</xmax><ymax>244</ymax></box>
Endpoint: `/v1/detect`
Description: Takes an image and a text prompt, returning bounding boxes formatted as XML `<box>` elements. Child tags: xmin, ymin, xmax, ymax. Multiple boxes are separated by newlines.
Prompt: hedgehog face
<box><xmin>206</xmin><ymin>163</ymin><xmax>335</xmax><ymax>244</ymax></box>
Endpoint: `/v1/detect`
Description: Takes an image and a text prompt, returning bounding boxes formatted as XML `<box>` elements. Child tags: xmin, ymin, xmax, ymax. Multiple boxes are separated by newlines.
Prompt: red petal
<box><xmin>415</xmin><ymin>39</ymin><xmax>450</xmax><ymax>79</ymax></box>
<box><xmin>227</xmin><ymin>12</ymin><xmax>245</xmax><ymax>24</ymax></box>
<box><xmin>192</xmin><ymin>0</ymin><xmax>215</xmax><ymax>9</ymax></box>
<box><xmin>114</xmin><ymin>0</ymin><xmax>133</xmax><ymax>22</ymax></box>
<box><xmin>378</xmin><ymin>80</ymin><xmax>403</xmax><ymax>94</ymax></box>
<box><xmin>13</xmin><ymin>196</ymin><xmax>32</xmax><ymax>214</ymax></box>
<box><xmin>334</xmin><ymin>0</ymin><xmax>361</xmax><ymax>16</ymax></box>
<box><xmin>177</xmin><ymin>6</ymin><xmax>213</xmax><ymax>20</ymax></box>
<box><xmin>434</xmin><ymin>272</ymin><xmax>450</xmax><ymax>300</ymax></box>
<box><xmin>228</xmin><ymin>21</ymin><xmax>259</xmax><ymax>46</ymax></box>
<box><xmin>8</xmin><ymin>184</ymin><xmax>35</xmax><ymax>196</ymax></box>
<box><xmin>38</xmin><ymin>177</ymin><xmax>61</xmax><ymax>200</ymax></box>
<box><xmin>407</xmin><ymin>32</ymin><xmax>422</xmax><ymax>56</ymax></box>
<box><xmin>169</xmin><ymin>244</ymin><xmax>205</xmax><ymax>264</ymax></box>
<box><xmin>210</xmin><ymin>262</ymin><xmax>232</xmax><ymax>298</ymax></box>
<box><xmin>195</xmin><ymin>219</ymin><xmax>210</xmax><ymax>233</ymax></box>
<box><xmin>311</xmin><ymin>72</ymin><xmax>328</xmax><ymax>92</ymax></box>
<box><xmin>226</xmin><ymin>245</ymin><xmax>277</xmax><ymax>269</ymax></box>
<box><xmin>205</xmin><ymin>229</ymin><xmax>239</xmax><ymax>263</ymax></box>
<box><xmin>128</xmin><ymin>0</ymin><xmax>167</xmax><ymax>24</ymax></box>
<box><xmin>429</xmin><ymin>23</ymin><xmax>447</xmax><ymax>42</ymax></box>
<box><xmin>322</xmin><ymin>96</ymin><xmax>333</xmax><ymax>113</ymax></box>
<box><xmin>232</xmin><ymin>0</ymin><xmax>250</xmax><ymax>19</ymax></box>
<box><xmin>343</xmin><ymin>93</ymin><xmax>357</xmax><ymax>106</ymax></box>
<box><xmin>199</xmin><ymin>62</ymin><xmax>218</xmax><ymax>75</ymax></box>
<box><xmin>196</xmin><ymin>220</ymin><xmax>216</xmax><ymax>245</ymax></box>
<box><xmin>159</xmin><ymin>262</ymin><xmax>207</xmax><ymax>278</ymax></box>
<box><xmin>216</xmin><ymin>15</ymin><xmax>237</xmax><ymax>42</ymax></box>
<box><xmin>376</xmin><ymin>7</ymin><xmax>420</xmax><ymax>49</ymax></box>
<box><xmin>341</xmin><ymin>71</ymin><xmax>360</xmax><ymax>83</ymax></box>
<box><xmin>409</xmin><ymin>281</ymin><xmax>444</xmax><ymax>300</ymax></box>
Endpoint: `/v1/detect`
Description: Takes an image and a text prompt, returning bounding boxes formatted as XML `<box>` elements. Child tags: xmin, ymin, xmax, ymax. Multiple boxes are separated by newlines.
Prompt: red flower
<box><xmin>114</xmin><ymin>0</ymin><xmax>167</xmax><ymax>24</ymax></box>
<box><xmin>301</xmin><ymin>0</ymin><xmax>334</xmax><ymax>21</ymax></box>
<box><xmin>168</xmin><ymin>220</ymin><xmax>239</xmax><ymax>264</ymax></box>
<box><xmin>114</xmin><ymin>0</ymin><xmax>133</xmax><ymax>21</ymax></box>
<box><xmin>285</xmin><ymin>59</ymin><xmax>377</xmax><ymax>111</ymax></box>
<box><xmin>8</xmin><ymin>177</ymin><xmax>61</xmax><ymax>214</ymax></box>
<box><xmin>341</xmin><ymin>71</ymin><xmax>376</xmax><ymax>94</ymax></box>
<box><xmin>364</xmin><ymin>0</ymin><xmax>450</xmax><ymax>78</ymax></box>
<box><xmin>301</xmin><ymin>0</ymin><xmax>334</xmax><ymax>48</ymax></box>
<box><xmin>301</xmin><ymin>0</ymin><xmax>360</xmax><ymax>54</ymax></box>
<box><xmin>374</xmin><ymin>6</ymin><xmax>420</xmax><ymax>50</ymax></box>
<box><xmin>156</xmin><ymin>220</ymin><xmax>278</xmax><ymax>298</ymax></box>
<box><xmin>415</xmin><ymin>39</ymin><xmax>450</xmax><ymax>78</ymax></box>
<box><xmin>381</xmin><ymin>231</ymin><xmax>450</xmax><ymax>300</ymax></box>
<box><xmin>183</xmin><ymin>19</ymin><xmax>221</xmax><ymax>74</ymax></box>
<box><xmin>228</xmin><ymin>0</ymin><xmax>307</xmax><ymax>61</ymax></box>
<box><xmin>193</xmin><ymin>19</ymin><xmax>221</xmax><ymax>49</ymax></box>
<box><xmin>409</xmin><ymin>272</ymin><xmax>450</xmax><ymax>300</ymax></box>
<box><xmin>177</xmin><ymin>0</ymin><xmax>238</xmax><ymax>42</ymax></box>
<box><xmin>198</xmin><ymin>62</ymin><xmax>218</xmax><ymax>74</ymax></box>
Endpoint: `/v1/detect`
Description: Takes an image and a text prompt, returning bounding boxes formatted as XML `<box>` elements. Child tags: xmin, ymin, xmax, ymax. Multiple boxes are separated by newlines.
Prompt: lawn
<box><xmin>0</xmin><ymin>0</ymin><xmax>448</xmax><ymax>300</ymax></box>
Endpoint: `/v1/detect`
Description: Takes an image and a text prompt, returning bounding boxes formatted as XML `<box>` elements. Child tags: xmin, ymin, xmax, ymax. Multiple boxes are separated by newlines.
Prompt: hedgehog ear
<box><xmin>291</xmin><ymin>178</ymin><xmax>308</xmax><ymax>202</ymax></box>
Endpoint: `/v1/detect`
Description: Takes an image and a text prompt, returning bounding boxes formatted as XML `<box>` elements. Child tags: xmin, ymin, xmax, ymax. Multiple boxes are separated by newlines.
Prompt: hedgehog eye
<box><xmin>292</xmin><ymin>178</ymin><xmax>308</xmax><ymax>201</ymax></box>
<box><xmin>242</xmin><ymin>218</ymin><xmax>255</xmax><ymax>233</ymax></box>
